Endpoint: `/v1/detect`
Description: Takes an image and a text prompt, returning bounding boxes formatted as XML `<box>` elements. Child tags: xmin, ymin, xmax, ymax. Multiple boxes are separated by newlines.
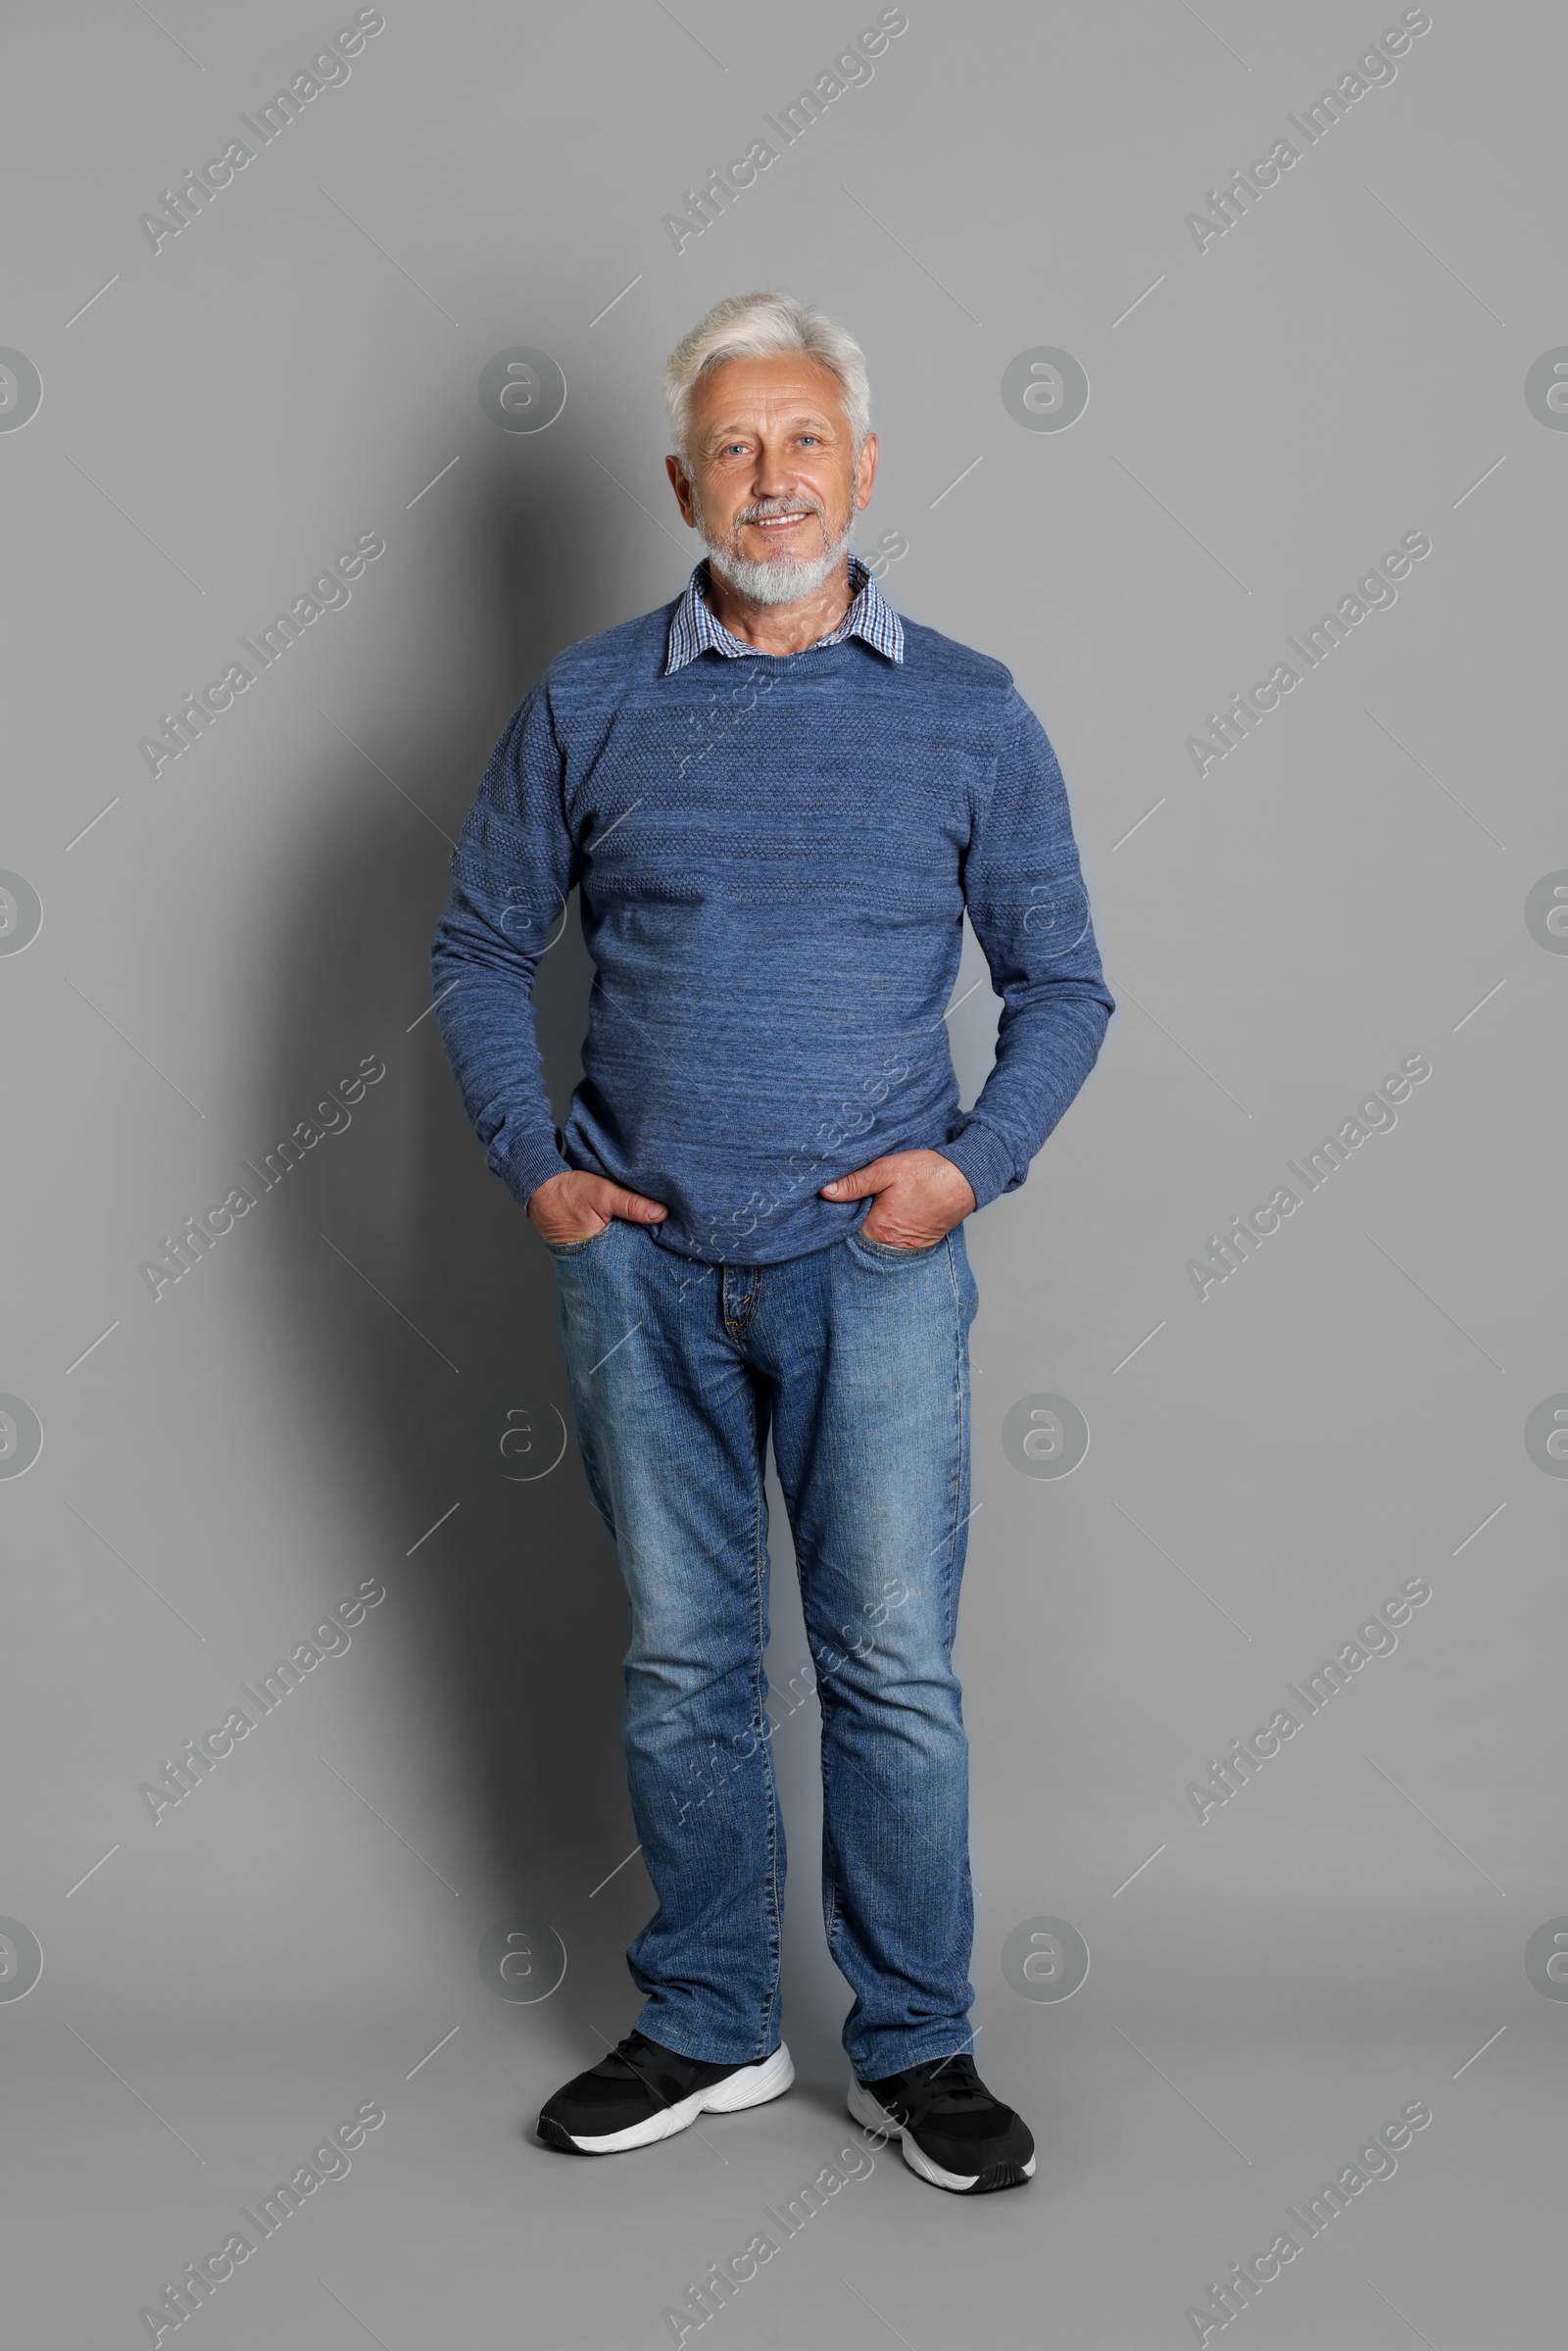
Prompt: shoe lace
<box><xmin>599</xmin><ymin>2033</ymin><xmax>659</xmax><ymax>2080</ymax></box>
<box><xmin>594</xmin><ymin>2033</ymin><xmax>685</xmax><ymax>2109</ymax></box>
<box><xmin>904</xmin><ymin>2054</ymin><xmax>989</xmax><ymax>2111</ymax></box>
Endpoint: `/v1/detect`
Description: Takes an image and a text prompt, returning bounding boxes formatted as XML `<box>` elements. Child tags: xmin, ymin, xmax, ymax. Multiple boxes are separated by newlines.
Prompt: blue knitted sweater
<box><xmin>431</xmin><ymin>586</ymin><xmax>1114</xmax><ymax>1264</ymax></box>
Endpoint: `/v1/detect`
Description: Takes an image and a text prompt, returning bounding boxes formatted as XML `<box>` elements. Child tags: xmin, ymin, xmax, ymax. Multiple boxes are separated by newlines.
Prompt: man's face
<box><xmin>665</xmin><ymin>353</ymin><xmax>878</xmax><ymax>604</ymax></box>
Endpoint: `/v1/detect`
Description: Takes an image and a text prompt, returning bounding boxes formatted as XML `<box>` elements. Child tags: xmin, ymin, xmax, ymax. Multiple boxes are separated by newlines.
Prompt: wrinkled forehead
<box><xmin>687</xmin><ymin>353</ymin><xmax>855</xmax><ymax>447</ymax></box>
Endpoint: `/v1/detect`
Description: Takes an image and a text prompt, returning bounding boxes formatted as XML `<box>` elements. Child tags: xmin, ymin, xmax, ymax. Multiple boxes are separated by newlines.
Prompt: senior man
<box><xmin>432</xmin><ymin>291</ymin><xmax>1113</xmax><ymax>2195</ymax></box>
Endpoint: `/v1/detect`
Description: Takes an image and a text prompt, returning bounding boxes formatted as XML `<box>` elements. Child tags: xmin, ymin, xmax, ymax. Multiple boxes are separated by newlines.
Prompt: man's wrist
<box><xmin>526</xmin><ymin>1169</ymin><xmax>569</xmax><ymax>1222</ymax></box>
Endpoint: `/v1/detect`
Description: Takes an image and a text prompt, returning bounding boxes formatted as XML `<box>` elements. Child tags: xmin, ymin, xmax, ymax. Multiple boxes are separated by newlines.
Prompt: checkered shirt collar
<box><xmin>663</xmin><ymin>551</ymin><xmax>904</xmax><ymax>672</ymax></box>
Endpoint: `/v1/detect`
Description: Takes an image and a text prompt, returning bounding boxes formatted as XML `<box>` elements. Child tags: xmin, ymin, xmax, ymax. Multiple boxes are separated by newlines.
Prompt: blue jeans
<box><xmin>548</xmin><ymin>1214</ymin><xmax>981</xmax><ymax>2081</ymax></box>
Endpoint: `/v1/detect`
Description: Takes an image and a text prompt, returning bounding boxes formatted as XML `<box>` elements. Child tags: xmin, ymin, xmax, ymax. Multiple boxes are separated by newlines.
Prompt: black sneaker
<box><xmin>537</xmin><ymin>2031</ymin><xmax>793</xmax><ymax>2155</ymax></box>
<box><xmin>848</xmin><ymin>2053</ymin><xmax>1035</xmax><ymax>2192</ymax></box>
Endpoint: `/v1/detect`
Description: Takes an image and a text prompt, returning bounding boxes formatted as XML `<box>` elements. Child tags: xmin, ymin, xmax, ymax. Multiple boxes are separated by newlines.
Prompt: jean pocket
<box><xmin>848</xmin><ymin>1228</ymin><xmax>945</xmax><ymax>1265</ymax></box>
<box><xmin>544</xmin><ymin>1217</ymin><xmax>616</xmax><ymax>1256</ymax></box>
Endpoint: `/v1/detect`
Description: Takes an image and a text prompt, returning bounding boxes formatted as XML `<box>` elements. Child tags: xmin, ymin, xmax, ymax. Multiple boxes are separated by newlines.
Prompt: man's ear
<box><xmin>664</xmin><ymin>453</ymin><xmax>697</xmax><ymax>525</ymax></box>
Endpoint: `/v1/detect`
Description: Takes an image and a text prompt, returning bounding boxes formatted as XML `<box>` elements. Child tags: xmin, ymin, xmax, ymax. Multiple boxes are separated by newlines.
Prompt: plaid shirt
<box><xmin>663</xmin><ymin>551</ymin><xmax>905</xmax><ymax>674</ymax></box>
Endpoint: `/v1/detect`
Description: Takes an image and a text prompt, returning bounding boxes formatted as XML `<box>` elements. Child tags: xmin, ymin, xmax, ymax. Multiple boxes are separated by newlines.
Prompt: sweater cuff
<box><xmin>935</xmin><ymin>1120</ymin><xmax>1017</xmax><ymax>1213</ymax></box>
<box><xmin>494</xmin><ymin>1129</ymin><xmax>570</xmax><ymax>1212</ymax></box>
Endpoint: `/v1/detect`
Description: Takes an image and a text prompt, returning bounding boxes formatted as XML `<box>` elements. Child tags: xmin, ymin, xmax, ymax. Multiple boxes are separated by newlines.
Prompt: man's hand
<box><xmin>526</xmin><ymin>1169</ymin><xmax>668</xmax><ymax>1245</ymax></box>
<box><xmin>819</xmin><ymin>1149</ymin><xmax>976</xmax><ymax>1248</ymax></box>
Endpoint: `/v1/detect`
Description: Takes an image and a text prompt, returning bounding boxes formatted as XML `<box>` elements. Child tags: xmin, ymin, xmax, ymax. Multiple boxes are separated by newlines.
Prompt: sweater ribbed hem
<box><xmin>935</xmin><ymin>1120</ymin><xmax>1018</xmax><ymax>1213</ymax></box>
<box><xmin>496</xmin><ymin>1133</ymin><xmax>571</xmax><ymax>1213</ymax></box>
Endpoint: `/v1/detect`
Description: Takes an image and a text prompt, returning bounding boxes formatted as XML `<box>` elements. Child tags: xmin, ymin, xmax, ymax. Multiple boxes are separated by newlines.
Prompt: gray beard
<box><xmin>696</xmin><ymin>496</ymin><xmax>858</xmax><ymax>607</ymax></box>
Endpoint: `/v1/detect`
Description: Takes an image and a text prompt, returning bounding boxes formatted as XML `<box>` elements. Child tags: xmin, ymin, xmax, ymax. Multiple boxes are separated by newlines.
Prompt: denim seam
<box><xmin>749</xmin><ymin>1380</ymin><xmax>785</xmax><ymax>2061</ymax></box>
<box><xmin>944</xmin><ymin>1237</ymin><xmax>976</xmax><ymax>2012</ymax></box>
<box><xmin>821</xmin><ymin>1775</ymin><xmax>845</xmax><ymax>1971</ymax></box>
<box><xmin>941</xmin><ymin>1235</ymin><xmax>968</xmax><ymax>1642</ymax></box>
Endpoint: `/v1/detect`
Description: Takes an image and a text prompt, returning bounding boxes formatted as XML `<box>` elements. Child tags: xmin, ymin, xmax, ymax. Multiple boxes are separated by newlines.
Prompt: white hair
<box><xmin>663</xmin><ymin>290</ymin><xmax>871</xmax><ymax>465</ymax></box>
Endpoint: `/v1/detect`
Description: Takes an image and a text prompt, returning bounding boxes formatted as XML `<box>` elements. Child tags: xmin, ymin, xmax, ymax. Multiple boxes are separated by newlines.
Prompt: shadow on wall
<box><xmin>252</xmin><ymin>439</ymin><xmax>670</xmax><ymax>2043</ymax></box>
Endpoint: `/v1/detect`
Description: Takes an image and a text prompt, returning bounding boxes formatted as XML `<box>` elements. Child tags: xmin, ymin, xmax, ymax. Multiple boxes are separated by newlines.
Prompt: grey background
<box><xmin>3</xmin><ymin>1</ymin><xmax>1563</xmax><ymax>2342</ymax></box>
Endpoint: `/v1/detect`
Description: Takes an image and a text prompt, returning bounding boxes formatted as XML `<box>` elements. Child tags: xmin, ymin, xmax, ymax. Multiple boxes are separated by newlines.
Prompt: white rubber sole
<box><xmin>847</xmin><ymin>2077</ymin><xmax>1037</xmax><ymax>2193</ymax></box>
<box><xmin>559</xmin><ymin>2042</ymin><xmax>795</xmax><ymax>2154</ymax></box>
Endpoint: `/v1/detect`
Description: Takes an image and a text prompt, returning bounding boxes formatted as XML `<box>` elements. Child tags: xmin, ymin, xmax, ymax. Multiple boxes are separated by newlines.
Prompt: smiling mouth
<box><xmin>746</xmin><ymin>512</ymin><xmax>814</xmax><ymax>532</ymax></box>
